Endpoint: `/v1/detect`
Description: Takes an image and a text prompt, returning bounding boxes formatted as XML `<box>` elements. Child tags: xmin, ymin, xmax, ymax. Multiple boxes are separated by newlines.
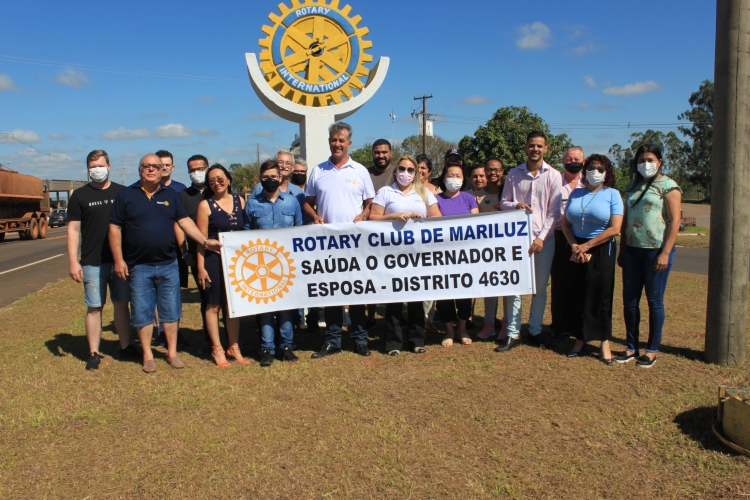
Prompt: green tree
<box><xmin>608</xmin><ymin>129</ymin><xmax>687</xmax><ymax>191</ymax></box>
<box><xmin>457</xmin><ymin>106</ymin><xmax>573</xmax><ymax>170</ymax></box>
<box><xmin>678</xmin><ymin>80</ymin><xmax>713</xmax><ymax>199</ymax></box>
<box><xmin>399</xmin><ymin>134</ymin><xmax>456</xmax><ymax>168</ymax></box>
<box><xmin>229</xmin><ymin>162</ymin><xmax>260</xmax><ymax>193</ymax></box>
<box><xmin>349</xmin><ymin>142</ymin><xmax>373</xmax><ymax>167</ymax></box>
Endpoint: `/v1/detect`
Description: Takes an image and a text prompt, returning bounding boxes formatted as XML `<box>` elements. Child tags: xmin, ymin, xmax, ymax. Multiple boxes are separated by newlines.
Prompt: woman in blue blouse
<box><xmin>561</xmin><ymin>154</ymin><xmax>624</xmax><ymax>364</ymax></box>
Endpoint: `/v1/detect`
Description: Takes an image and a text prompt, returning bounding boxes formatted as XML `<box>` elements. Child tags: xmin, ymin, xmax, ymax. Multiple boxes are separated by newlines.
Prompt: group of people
<box><xmin>67</xmin><ymin>122</ymin><xmax>681</xmax><ymax>373</ymax></box>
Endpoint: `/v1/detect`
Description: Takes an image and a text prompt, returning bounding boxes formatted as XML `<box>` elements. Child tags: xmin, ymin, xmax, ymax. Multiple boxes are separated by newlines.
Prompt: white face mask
<box><xmin>586</xmin><ymin>169</ymin><xmax>605</xmax><ymax>187</ymax></box>
<box><xmin>189</xmin><ymin>170</ymin><xmax>206</xmax><ymax>186</ymax></box>
<box><xmin>637</xmin><ymin>161</ymin><xmax>659</xmax><ymax>179</ymax></box>
<box><xmin>444</xmin><ymin>178</ymin><xmax>463</xmax><ymax>192</ymax></box>
<box><xmin>89</xmin><ymin>166</ymin><xmax>109</xmax><ymax>183</ymax></box>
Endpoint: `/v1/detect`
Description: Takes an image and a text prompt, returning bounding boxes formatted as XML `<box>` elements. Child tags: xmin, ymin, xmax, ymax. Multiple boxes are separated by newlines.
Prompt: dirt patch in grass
<box><xmin>0</xmin><ymin>273</ymin><xmax>748</xmax><ymax>498</ymax></box>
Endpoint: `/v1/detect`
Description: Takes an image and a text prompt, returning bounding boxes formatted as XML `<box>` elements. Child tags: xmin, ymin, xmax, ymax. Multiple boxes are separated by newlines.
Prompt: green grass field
<box><xmin>0</xmin><ymin>272</ymin><xmax>747</xmax><ymax>498</ymax></box>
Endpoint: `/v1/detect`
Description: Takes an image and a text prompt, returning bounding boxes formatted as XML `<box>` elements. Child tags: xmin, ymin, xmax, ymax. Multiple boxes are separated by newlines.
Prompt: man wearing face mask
<box><xmin>550</xmin><ymin>146</ymin><xmax>586</xmax><ymax>339</ymax></box>
<box><xmin>251</xmin><ymin>149</ymin><xmax>306</xmax><ymax>214</ymax></box>
<box><xmin>67</xmin><ymin>150</ymin><xmax>136</xmax><ymax>370</ymax></box>
<box><xmin>178</xmin><ymin>154</ymin><xmax>211</xmax><ymax>351</ymax></box>
<box><xmin>290</xmin><ymin>158</ymin><xmax>308</xmax><ymax>190</ymax></box>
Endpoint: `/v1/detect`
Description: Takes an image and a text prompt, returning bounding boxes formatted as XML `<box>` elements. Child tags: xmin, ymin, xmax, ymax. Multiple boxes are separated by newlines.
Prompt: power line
<box><xmin>412</xmin><ymin>94</ymin><xmax>433</xmax><ymax>155</ymax></box>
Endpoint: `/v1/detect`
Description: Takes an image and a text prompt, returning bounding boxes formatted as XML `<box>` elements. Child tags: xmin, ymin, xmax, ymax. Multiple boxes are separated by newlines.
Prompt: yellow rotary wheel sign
<box><xmin>258</xmin><ymin>0</ymin><xmax>373</xmax><ymax>107</ymax></box>
<box><xmin>228</xmin><ymin>239</ymin><xmax>296</xmax><ymax>304</ymax></box>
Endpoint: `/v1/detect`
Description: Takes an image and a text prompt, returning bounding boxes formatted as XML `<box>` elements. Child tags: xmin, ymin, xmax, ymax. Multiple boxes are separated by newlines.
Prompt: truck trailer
<box><xmin>0</xmin><ymin>167</ymin><xmax>51</xmax><ymax>242</ymax></box>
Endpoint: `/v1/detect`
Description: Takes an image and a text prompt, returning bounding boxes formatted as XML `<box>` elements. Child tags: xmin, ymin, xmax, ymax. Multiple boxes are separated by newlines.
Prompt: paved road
<box><xmin>0</xmin><ymin>225</ymin><xmax>726</xmax><ymax>310</ymax></box>
<box><xmin>0</xmin><ymin>226</ymin><xmax>70</xmax><ymax>308</ymax></box>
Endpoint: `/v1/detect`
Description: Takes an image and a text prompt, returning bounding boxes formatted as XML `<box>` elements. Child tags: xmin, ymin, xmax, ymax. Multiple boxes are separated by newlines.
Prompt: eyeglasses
<box><xmin>208</xmin><ymin>177</ymin><xmax>227</xmax><ymax>185</ymax></box>
<box><xmin>486</xmin><ymin>168</ymin><xmax>501</xmax><ymax>174</ymax></box>
<box><xmin>260</xmin><ymin>176</ymin><xmax>280</xmax><ymax>181</ymax></box>
<box><xmin>586</xmin><ymin>165</ymin><xmax>606</xmax><ymax>173</ymax></box>
<box><xmin>397</xmin><ymin>166</ymin><xmax>416</xmax><ymax>174</ymax></box>
<box><xmin>188</xmin><ymin>166</ymin><xmax>208</xmax><ymax>173</ymax></box>
<box><xmin>140</xmin><ymin>164</ymin><xmax>162</xmax><ymax>171</ymax></box>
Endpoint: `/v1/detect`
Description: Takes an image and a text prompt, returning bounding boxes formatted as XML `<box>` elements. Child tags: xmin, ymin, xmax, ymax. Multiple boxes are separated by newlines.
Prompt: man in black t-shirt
<box><xmin>67</xmin><ymin>150</ymin><xmax>137</xmax><ymax>370</ymax></box>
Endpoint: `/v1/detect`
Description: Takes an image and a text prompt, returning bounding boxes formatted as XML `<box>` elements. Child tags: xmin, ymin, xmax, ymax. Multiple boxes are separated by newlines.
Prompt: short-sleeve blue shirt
<box><xmin>110</xmin><ymin>182</ymin><xmax>189</xmax><ymax>266</ymax></box>
<box><xmin>250</xmin><ymin>182</ymin><xmax>309</xmax><ymax>224</ymax></box>
<box><xmin>565</xmin><ymin>187</ymin><xmax>623</xmax><ymax>239</ymax></box>
<box><xmin>244</xmin><ymin>189</ymin><xmax>303</xmax><ymax>230</ymax></box>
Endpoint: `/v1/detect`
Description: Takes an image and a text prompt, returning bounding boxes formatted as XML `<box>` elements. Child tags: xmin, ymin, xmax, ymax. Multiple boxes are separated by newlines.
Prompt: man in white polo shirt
<box><xmin>303</xmin><ymin>122</ymin><xmax>375</xmax><ymax>358</ymax></box>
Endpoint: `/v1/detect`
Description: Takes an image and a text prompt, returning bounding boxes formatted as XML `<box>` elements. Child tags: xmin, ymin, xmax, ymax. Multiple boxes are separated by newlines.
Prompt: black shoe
<box><xmin>615</xmin><ymin>351</ymin><xmax>639</xmax><ymax>363</ymax></box>
<box><xmin>494</xmin><ymin>336</ymin><xmax>521</xmax><ymax>352</ymax></box>
<box><xmin>527</xmin><ymin>333</ymin><xmax>546</xmax><ymax>347</ymax></box>
<box><xmin>567</xmin><ymin>341</ymin><xmax>585</xmax><ymax>358</ymax></box>
<box><xmin>281</xmin><ymin>347</ymin><xmax>298</xmax><ymax>362</ymax></box>
<box><xmin>85</xmin><ymin>352</ymin><xmax>101</xmax><ymax>370</ymax></box>
<box><xmin>602</xmin><ymin>356</ymin><xmax>614</xmax><ymax>366</ymax></box>
<box><xmin>413</xmin><ymin>346</ymin><xmax>426</xmax><ymax>354</ymax></box>
<box><xmin>355</xmin><ymin>343</ymin><xmax>371</xmax><ymax>357</ymax></box>
<box><xmin>312</xmin><ymin>343</ymin><xmax>341</xmax><ymax>359</ymax></box>
<box><xmin>260</xmin><ymin>349</ymin><xmax>274</xmax><ymax>367</ymax></box>
<box><xmin>118</xmin><ymin>344</ymin><xmax>142</xmax><ymax>360</ymax></box>
<box><xmin>636</xmin><ymin>355</ymin><xmax>657</xmax><ymax>368</ymax></box>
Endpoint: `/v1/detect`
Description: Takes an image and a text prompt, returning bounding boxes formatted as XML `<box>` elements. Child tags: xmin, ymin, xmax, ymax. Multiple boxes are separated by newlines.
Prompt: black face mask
<box><xmin>291</xmin><ymin>173</ymin><xmax>307</xmax><ymax>186</ymax></box>
<box><xmin>261</xmin><ymin>178</ymin><xmax>280</xmax><ymax>192</ymax></box>
<box><xmin>564</xmin><ymin>161</ymin><xmax>584</xmax><ymax>174</ymax></box>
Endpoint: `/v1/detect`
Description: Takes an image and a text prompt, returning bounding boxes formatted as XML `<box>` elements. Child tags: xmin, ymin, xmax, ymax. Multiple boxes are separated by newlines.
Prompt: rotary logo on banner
<box><xmin>220</xmin><ymin>210</ymin><xmax>536</xmax><ymax>318</ymax></box>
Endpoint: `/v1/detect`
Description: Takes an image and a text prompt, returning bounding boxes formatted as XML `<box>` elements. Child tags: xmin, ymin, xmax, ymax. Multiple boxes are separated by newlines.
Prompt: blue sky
<box><xmin>1</xmin><ymin>0</ymin><xmax>716</xmax><ymax>185</ymax></box>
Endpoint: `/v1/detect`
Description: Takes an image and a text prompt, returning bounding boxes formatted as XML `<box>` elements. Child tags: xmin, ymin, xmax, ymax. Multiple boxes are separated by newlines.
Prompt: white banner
<box><xmin>219</xmin><ymin>210</ymin><xmax>535</xmax><ymax>318</ymax></box>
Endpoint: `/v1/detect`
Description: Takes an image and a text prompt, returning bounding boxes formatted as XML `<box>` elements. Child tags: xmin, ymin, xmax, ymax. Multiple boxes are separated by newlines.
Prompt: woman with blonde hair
<box><xmin>369</xmin><ymin>155</ymin><xmax>441</xmax><ymax>355</ymax></box>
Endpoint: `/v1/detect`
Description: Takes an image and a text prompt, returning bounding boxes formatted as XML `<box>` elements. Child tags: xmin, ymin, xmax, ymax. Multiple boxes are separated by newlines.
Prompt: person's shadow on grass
<box><xmin>44</xmin><ymin>333</ymin><xmax>127</xmax><ymax>363</ymax></box>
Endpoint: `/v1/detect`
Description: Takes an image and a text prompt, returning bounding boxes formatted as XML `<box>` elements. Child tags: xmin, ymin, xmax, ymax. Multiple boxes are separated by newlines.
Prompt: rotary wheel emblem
<box><xmin>258</xmin><ymin>0</ymin><xmax>373</xmax><ymax>106</ymax></box>
<box><xmin>228</xmin><ymin>239</ymin><xmax>296</xmax><ymax>304</ymax></box>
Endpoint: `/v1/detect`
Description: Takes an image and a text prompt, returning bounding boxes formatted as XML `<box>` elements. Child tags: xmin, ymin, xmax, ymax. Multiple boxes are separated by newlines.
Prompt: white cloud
<box><xmin>253</xmin><ymin>130</ymin><xmax>275</xmax><ymax>138</ymax></box>
<box><xmin>597</xmin><ymin>103</ymin><xmax>615</xmax><ymax>110</ymax></box>
<box><xmin>0</xmin><ymin>74</ymin><xmax>19</xmax><ymax>92</ymax></box>
<box><xmin>569</xmin><ymin>42</ymin><xmax>598</xmax><ymax>56</ymax></box>
<box><xmin>2</xmin><ymin>129</ymin><xmax>42</xmax><ymax>144</ymax></box>
<box><xmin>48</xmin><ymin>133</ymin><xmax>73</xmax><ymax>140</ymax></box>
<box><xmin>516</xmin><ymin>22</ymin><xmax>551</xmax><ymax>50</ymax></box>
<box><xmin>573</xmin><ymin>102</ymin><xmax>590</xmax><ymax>110</ymax></box>
<box><xmin>197</xmin><ymin>128</ymin><xmax>218</xmax><ymax>137</ymax></box>
<box><xmin>56</xmin><ymin>67</ymin><xmax>91</xmax><ymax>88</ymax></box>
<box><xmin>0</xmin><ymin>149</ymin><xmax>79</xmax><ymax>179</ymax></box>
<box><xmin>154</xmin><ymin>123</ymin><xmax>192</xmax><ymax>138</ymax></box>
<box><xmin>602</xmin><ymin>80</ymin><xmax>662</xmax><ymax>96</ymax></box>
<box><xmin>197</xmin><ymin>96</ymin><xmax>214</xmax><ymax>103</ymax></box>
<box><xmin>461</xmin><ymin>95</ymin><xmax>491</xmax><ymax>106</ymax></box>
<box><xmin>245</xmin><ymin>112</ymin><xmax>280</xmax><ymax>121</ymax></box>
<box><xmin>101</xmin><ymin>127</ymin><xmax>150</xmax><ymax>141</ymax></box>
<box><xmin>584</xmin><ymin>75</ymin><xmax>596</xmax><ymax>89</ymax></box>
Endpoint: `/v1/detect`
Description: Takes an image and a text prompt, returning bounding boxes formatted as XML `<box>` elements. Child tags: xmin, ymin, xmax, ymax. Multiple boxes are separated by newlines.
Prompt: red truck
<box><xmin>0</xmin><ymin>167</ymin><xmax>51</xmax><ymax>242</ymax></box>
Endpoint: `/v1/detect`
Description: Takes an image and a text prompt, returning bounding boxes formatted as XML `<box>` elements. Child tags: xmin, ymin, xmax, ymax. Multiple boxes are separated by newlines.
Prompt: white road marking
<box><xmin>0</xmin><ymin>254</ymin><xmax>65</xmax><ymax>276</ymax></box>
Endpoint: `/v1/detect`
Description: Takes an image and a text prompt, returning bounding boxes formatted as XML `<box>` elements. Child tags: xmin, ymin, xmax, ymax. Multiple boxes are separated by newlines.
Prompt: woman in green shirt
<box><xmin>616</xmin><ymin>145</ymin><xmax>682</xmax><ymax>368</ymax></box>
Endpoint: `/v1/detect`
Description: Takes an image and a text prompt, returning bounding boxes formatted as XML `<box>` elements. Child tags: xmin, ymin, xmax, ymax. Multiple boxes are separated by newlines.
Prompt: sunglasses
<box><xmin>140</xmin><ymin>164</ymin><xmax>162</xmax><ymax>171</ymax></box>
<box><xmin>397</xmin><ymin>165</ymin><xmax>416</xmax><ymax>174</ymax></box>
<box><xmin>586</xmin><ymin>165</ymin><xmax>606</xmax><ymax>173</ymax></box>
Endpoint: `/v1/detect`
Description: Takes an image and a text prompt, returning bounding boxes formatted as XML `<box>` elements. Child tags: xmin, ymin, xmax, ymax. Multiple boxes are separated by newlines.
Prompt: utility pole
<box><xmin>705</xmin><ymin>0</ymin><xmax>750</xmax><ymax>366</ymax></box>
<box><xmin>389</xmin><ymin>109</ymin><xmax>396</xmax><ymax>149</ymax></box>
<box><xmin>116</xmin><ymin>167</ymin><xmax>128</xmax><ymax>185</ymax></box>
<box><xmin>412</xmin><ymin>94</ymin><xmax>433</xmax><ymax>155</ymax></box>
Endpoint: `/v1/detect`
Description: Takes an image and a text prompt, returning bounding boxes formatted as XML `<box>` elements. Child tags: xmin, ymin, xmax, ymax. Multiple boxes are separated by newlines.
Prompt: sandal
<box><xmin>441</xmin><ymin>336</ymin><xmax>454</xmax><ymax>347</ymax></box>
<box><xmin>167</xmin><ymin>355</ymin><xmax>185</xmax><ymax>369</ymax></box>
<box><xmin>459</xmin><ymin>333</ymin><xmax>472</xmax><ymax>345</ymax></box>
<box><xmin>211</xmin><ymin>346</ymin><xmax>231</xmax><ymax>368</ymax></box>
<box><xmin>226</xmin><ymin>343</ymin><xmax>249</xmax><ymax>365</ymax></box>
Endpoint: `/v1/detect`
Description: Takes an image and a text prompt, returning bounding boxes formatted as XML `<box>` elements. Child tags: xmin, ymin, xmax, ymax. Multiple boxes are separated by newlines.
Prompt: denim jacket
<box><xmin>244</xmin><ymin>189</ymin><xmax>303</xmax><ymax>229</ymax></box>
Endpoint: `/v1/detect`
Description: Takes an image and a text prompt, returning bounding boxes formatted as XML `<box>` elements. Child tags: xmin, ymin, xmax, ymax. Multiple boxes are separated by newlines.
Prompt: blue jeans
<box><xmin>504</xmin><ymin>233</ymin><xmax>555</xmax><ymax>338</ymax></box>
<box><xmin>324</xmin><ymin>305</ymin><xmax>368</xmax><ymax>348</ymax></box>
<box><xmin>82</xmin><ymin>263</ymin><xmax>130</xmax><ymax>307</ymax></box>
<box><xmin>622</xmin><ymin>245</ymin><xmax>674</xmax><ymax>353</ymax></box>
<box><xmin>260</xmin><ymin>310</ymin><xmax>294</xmax><ymax>354</ymax></box>
<box><xmin>128</xmin><ymin>260</ymin><xmax>182</xmax><ymax>328</ymax></box>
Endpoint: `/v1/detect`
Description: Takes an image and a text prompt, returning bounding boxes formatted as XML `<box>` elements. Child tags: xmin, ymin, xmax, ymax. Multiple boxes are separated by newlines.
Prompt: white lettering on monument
<box><xmin>295</xmin><ymin>7</ymin><xmax>331</xmax><ymax>17</ymax></box>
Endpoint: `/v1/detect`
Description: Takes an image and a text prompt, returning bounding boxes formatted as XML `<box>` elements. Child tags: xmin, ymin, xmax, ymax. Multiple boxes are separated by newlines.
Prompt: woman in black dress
<box><xmin>196</xmin><ymin>164</ymin><xmax>246</xmax><ymax>367</ymax></box>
